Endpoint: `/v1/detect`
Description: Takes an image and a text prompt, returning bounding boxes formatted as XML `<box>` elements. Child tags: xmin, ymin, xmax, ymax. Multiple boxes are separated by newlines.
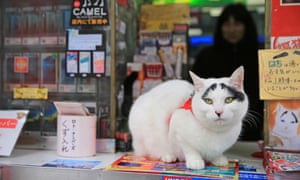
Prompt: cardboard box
<box><xmin>54</xmin><ymin>102</ymin><xmax>96</xmax><ymax>157</ymax></box>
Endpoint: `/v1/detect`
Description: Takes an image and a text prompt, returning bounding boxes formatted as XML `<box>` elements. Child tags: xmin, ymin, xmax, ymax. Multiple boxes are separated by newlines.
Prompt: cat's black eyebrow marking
<box><xmin>281</xmin><ymin>111</ymin><xmax>298</xmax><ymax>123</ymax></box>
<box><xmin>220</xmin><ymin>83</ymin><xmax>245</xmax><ymax>101</ymax></box>
<box><xmin>211</xmin><ymin>83</ymin><xmax>217</xmax><ymax>90</ymax></box>
<box><xmin>201</xmin><ymin>83</ymin><xmax>217</xmax><ymax>98</ymax></box>
<box><xmin>280</xmin><ymin>111</ymin><xmax>288</xmax><ymax>118</ymax></box>
<box><xmin>291</xmin><ymin>112</ymin><xmax>298</xmax><ymax>123</ymax></box>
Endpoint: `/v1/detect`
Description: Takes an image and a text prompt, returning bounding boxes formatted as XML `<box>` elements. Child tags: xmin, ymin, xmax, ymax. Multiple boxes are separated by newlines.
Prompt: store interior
<box><xmin>0</xmin><ymin>0</ymin><xmax>266</xmax><ymax>139</ymax></box>
<box><xmin>2</xmin><ymin>0</ymin><xmax>300</xmax><ymax>179</ymax></box>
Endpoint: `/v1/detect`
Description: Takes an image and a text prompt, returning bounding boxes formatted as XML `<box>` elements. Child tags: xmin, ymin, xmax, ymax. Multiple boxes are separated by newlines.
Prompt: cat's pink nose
<box><xmin>215</xmin><ymin>110</ymin><xmax>223</xmax><ymax>117</ymax></box>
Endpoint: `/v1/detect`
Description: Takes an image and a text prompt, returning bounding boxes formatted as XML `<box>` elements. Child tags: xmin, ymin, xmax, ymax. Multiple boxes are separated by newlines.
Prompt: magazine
<box><xmin>238</xmin><ymin>160</ymin><xmax>267</xmax><ymax>180</ymax></box>
<box><xmin>105</xmin><ymin>154</ymin><xmax>238</xmax><ymax>180</ymax></box>
<box><xmin>42</xmin><ymin>159</ymin><xmax>101</xmax><ymax>169</ymax></box>
<box><xmin>266</xmin><ymin>150</ymin><xmax>300</xmax><ymax>172</ymax></box>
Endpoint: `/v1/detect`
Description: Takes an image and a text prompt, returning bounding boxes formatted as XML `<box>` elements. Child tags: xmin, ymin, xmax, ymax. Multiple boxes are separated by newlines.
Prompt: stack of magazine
<box><xmin>105</xmin><ymin>154</ymin><xmax>239</xmax><ymax>180</ymax></box>
<box><xmin>265</xmin><ymin>148</ymin><xmax>300</xmax><ymax>180</ymax></box>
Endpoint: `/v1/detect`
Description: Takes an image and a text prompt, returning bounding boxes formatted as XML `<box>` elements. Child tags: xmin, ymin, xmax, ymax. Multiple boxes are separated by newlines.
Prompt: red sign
<box><xmin>14</xmin><ymin>56</ymin><xmax>29</xmax><ymax>73</ymax></box>
<box><xmin>271</xmin><ymin>0</ymin><xmax>300</xmax><ymax>36</ymax></box>
<box><xmin>0</xmin><ymin>118</ymin><xmax>18</xmax><ymax>129</ymax></box>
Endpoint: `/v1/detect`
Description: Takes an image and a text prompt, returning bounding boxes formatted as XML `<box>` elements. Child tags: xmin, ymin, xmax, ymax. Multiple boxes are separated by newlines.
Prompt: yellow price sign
<box><xmin>13</xmin><ymin>88</ymin><xmax>48</xmax><ymax>100</ymax></box>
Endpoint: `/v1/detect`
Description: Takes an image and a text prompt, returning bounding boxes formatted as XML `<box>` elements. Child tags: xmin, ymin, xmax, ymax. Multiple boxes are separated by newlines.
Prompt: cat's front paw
<box><xmin>186</xmin><ymin>159</ymin><xmax>205</xmax><ymax>169</ymax></box>
<box><xmin>211</xmin><ymin>155</ymin><xmax>228</xmax><ymax>166</ymax></box>
<box><xmin>161</xmin><ymin>154</ymin><xmax>176</xmax><ymax>163</ymax></box>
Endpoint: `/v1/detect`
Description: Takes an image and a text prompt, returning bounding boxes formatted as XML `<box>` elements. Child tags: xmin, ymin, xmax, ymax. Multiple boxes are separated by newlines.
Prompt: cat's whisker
<box><xmin>243</xmin><ymin>110</ymin><xmax>261</xmax><ymax>128</ymax></box>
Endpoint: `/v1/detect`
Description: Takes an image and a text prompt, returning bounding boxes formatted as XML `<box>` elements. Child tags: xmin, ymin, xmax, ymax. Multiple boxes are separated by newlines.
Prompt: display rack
<box><xmin>0</xmin><ymin>0</ymin><xmax>117</xmax><ymax>141</ymax></box>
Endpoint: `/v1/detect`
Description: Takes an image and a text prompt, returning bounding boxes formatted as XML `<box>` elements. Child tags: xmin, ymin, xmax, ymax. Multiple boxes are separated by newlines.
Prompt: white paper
<box><xmin>0</xmin><ymin>110</ymin><xmax>29</xmax><ymax>156</ymax></box>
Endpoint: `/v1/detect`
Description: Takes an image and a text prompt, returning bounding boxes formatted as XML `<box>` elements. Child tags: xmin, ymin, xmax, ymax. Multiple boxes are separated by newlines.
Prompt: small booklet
<box><xmin>42</xmin><ymin>159</ymin><xmax>101</xmax><ymax>169</ymax></box>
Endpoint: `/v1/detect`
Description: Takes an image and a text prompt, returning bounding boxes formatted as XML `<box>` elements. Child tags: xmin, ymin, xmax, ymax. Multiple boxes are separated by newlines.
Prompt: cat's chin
<box><xmin>214</xmin><ymin>119</ymin><xmax>226</xmax><ymax>125</ymax></box>
<box><xmin>213</xmin><ymin>118</ymin><xmax>239</xmax><ymax>127</ymax></box>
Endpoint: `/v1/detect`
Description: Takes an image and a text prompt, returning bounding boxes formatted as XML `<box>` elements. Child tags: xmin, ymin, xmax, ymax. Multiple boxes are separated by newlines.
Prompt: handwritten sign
<box><xmin>259</xmin><ymin>49</ymin><xmax>300</xmax><ymax>100</ymax></box>
<box><xmin>0</xmin><ymin>110</ymin><xmax>28</xmax><ymax>156</ymax></box>
<box><xmin>57</xmin><ymin>115</ymin><xmax>96</xmax><ymax>157</ymax></box>
<box><xmin>61</xmin><ymin>118</ymin><xmax>77</xmax><ymax>153</ymax></box>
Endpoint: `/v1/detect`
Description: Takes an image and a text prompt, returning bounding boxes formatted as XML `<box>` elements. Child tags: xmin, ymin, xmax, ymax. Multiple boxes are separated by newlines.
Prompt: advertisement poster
<box><xmin>79</xmin><ymin>51</ymin><xmax>91</xmax><ymax>76</ymax></box>
<box><xmin>4</xmin><ymin>53</ymin><xmax>22</xmax><ymax>90</ymax></box>
<box><xmin>58</xmin><ymin>53</ymin><xmax>76</xmax><ymax>92</ymax></box>
<box><xmin>66</xmin><ymin>51</ymin><xmax>78</xmax><ymax>77</ymax></box>
<box><xmin>41</xmin><ymin>53</ymin><xmax>58</xmax><ymax>92</ymax></box>
<box><xmin>71</xmin><ymin>0</ymin><xmax>109</xmax><ymax>26</ymax></box>
<box><xmin>271</xmin><ymin>0</ymin><xmax>300</xmax><ymax>49</ymax></box>
<box><xmin>92</xmin><ymin>51</ymin><xmax>105</xmax><ymax>76</ymax></box>
<box><xmin>67</xmin><ymin>29</ymin><xmax>104</xmax><ymax>51</ymax></box>
<box><xmin>14</xmin><ymin>56</ymin><xmax>29</xmax><ymax>73</ymax></box>
<box><xmin>22</xmin><ymin>53</ymin><xmax>40</xmax><ymax>86</ymax></box>
<box><xmin>266</xmin><ymin>100</ymin><xmax>300</xmax><ymax>150</ymax></box>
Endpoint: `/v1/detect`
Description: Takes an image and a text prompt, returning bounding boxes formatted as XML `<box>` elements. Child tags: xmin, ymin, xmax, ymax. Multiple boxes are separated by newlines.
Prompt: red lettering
<box><xmin>0</xmin><ymin>118</ymin><xmax>18</xmax><ymax>128</ymax></box>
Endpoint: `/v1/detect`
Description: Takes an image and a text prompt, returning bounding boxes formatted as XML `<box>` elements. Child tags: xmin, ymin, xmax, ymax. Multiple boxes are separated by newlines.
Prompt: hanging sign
<box><xmin>71</xmin><ymin>0</ymin><xmax>109</xmax><ymax>26</ymax></box>
<box><xmin>258</xmin><ymin>49</ymin><xmax>300</xmax><ymax>100</ymax></box>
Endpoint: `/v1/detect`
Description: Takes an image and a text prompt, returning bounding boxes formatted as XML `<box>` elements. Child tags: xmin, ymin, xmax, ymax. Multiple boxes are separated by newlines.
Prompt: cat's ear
<box><xmin>189</xmin><ymin>71</ymin><xmax>205</xmax><ymax>92</ymax></box>
<box><xmin>276</xmin><ymin>103</ymin><xmax>283</xmax><ymax>112</ymax></box>
<box><xmin>229</xmin><ymin>66</ymin><xmax>244</xmax><ymax>90</ymax></box>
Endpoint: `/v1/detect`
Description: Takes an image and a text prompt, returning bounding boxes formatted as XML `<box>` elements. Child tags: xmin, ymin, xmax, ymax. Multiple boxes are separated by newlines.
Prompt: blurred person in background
<box><xmin>190</xmin><ymin>3</ymin><xmax>263</xmax><ymax>141</ymax></box>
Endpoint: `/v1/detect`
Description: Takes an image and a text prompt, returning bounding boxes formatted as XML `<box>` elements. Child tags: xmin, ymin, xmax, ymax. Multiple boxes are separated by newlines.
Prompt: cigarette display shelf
<box><xmin>0</xmin><ymin>0</ymin><xmax>118</xmax><ymax>139</ymax></box>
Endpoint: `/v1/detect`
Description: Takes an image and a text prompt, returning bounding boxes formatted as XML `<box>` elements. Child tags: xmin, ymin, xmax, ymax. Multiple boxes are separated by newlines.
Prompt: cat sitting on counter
<box><xmin>128</xmin><ymin>66</ymin><xmax>248</xmax><ymax>169</ymax></box>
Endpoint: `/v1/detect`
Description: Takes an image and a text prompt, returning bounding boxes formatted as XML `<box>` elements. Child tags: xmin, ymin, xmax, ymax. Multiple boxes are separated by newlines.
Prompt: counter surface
<box><xmin>0</xmin><ymin>141</ymin><xmax>264</xmax><ymax>180</ymax></box>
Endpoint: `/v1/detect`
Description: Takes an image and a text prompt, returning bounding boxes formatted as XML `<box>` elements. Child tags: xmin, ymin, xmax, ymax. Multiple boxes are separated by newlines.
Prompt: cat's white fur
<box><xmin>128</xmin><ymin>66</ymin><xmax>248</xmax><ymax>169</ymax></box>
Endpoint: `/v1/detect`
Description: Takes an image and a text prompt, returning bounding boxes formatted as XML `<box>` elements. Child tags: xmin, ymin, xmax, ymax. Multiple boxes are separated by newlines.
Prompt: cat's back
<box><xmin>129</xmin><ymin>79</ymin><xmax>194</xmax><ymax>128</ymax></box>
<box><xmin>133</xmin><ymin>79</ymin><xmax>193</xmax><ymax>107</ymax></box>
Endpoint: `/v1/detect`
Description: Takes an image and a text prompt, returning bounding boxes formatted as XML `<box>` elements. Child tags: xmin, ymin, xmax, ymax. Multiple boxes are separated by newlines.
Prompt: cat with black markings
<box><xmin>128</xmin><ymin>66</ymin><xmax>248</xmax><ymax>169</ymax></box>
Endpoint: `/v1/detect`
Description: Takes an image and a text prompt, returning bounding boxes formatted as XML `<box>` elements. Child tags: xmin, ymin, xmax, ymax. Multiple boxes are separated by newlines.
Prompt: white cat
<box><xmin>271</xmin><ymin>103</ymin><xmax>300</xmax><ymax>149</ymax></box>
<box><xmin>128</xmin><ymin>66</ymin><xmax>248</xmax><ymax>169</ymax></box>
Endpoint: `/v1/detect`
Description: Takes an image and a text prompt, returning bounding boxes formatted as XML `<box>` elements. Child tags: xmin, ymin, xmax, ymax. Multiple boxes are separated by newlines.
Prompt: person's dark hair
<box><xmin>213</xmin><ymin>3</ymin><xmax>258</xmax><ymax>51</ymax></box>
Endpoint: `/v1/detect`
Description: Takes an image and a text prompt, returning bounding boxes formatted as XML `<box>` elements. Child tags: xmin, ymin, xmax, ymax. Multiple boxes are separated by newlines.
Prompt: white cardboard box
<box><xmin>55</xmin><ymin>102</ymin><xmax>96</xmax><ymax>157</ymax></box>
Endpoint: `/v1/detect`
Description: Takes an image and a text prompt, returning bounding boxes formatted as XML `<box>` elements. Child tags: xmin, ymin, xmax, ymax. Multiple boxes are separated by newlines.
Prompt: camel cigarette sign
<box><xmin>71</xmin><ymin>0</ymin><xmax>109</xmax><ymax>26</ymax></box>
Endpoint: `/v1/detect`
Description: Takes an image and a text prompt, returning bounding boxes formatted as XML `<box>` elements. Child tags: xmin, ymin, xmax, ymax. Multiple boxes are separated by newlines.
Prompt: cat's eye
<box><xmin>204</xmin><ymin>98</ymin><xmax>213</xmax><ymax>104</ymax></box>
<box><xmin>225</xmin><ymin>97</ymin><xmax>234</xmax><ymax>104</ymax></box>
